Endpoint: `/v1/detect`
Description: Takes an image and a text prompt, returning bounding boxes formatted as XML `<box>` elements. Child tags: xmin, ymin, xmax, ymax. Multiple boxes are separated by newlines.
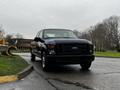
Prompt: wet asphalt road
<box><xmin>0</xmin><ymin>71</ymin><xmax>56</xmax><ymax>90</ymax></box>
<box><xmin>1</xmin><ymin>53</ymin><xmax>120</xmax><ymax>90</ymax></box>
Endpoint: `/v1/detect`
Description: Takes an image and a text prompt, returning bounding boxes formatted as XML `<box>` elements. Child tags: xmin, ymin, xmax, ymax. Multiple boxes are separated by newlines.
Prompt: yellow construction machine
<box><xmin>0</xmin><ymin>38</ymin><xmax>17</xmax><ymax>55</ymax></box>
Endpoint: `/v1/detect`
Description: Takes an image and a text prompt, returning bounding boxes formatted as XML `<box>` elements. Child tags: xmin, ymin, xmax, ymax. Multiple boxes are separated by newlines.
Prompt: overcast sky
<box><xmin>0</xmin><ymin>0</ymin><xmax>120</xmax><ymax>38</ymax></box>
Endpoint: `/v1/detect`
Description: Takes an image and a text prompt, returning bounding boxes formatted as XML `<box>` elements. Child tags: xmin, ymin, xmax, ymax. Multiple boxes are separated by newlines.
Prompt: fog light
<box><xmin>90</xmin><ymin>50</ymin><xmax>93</xmax><ymax>54</ymax></box>
<box><xmin>49</xmin><ymin>50</ymin><xmax>56</xmax><ymax>55</ymax></box>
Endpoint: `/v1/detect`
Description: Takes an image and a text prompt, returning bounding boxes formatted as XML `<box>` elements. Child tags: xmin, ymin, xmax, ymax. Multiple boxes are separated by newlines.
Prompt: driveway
<box><xmin>18</xmin><ymin>53</ymin><xmax>120</xmax><ymax>90</ymax></box>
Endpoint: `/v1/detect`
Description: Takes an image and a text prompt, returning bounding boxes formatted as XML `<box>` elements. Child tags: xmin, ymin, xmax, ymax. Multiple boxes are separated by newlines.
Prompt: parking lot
<box><xmin>1</xmin><ymin>53</ymin><xmax>120</xmax><ymax>90</ymax></box>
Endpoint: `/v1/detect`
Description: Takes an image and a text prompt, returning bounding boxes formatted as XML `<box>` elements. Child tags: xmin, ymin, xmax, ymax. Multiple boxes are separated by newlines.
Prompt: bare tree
<box><xmin>81</xmin><ymin>15</ymin><xmax>120</xmax><ymax>51</ymax></box>
<box><xmin>103</xmin><ymin>16</ymin><xmax>120</xmax><ymax>50</ymax></box>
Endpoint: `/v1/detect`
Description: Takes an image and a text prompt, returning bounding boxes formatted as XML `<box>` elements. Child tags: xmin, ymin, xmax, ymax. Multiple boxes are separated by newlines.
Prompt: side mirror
<box><xmin>34</xmin><ymin>37</ymin><xmax>44</xmax><ymax>42</ymax></box>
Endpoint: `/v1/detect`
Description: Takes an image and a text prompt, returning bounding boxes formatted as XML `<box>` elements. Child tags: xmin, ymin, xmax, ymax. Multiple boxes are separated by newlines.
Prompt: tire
<box><xmin>80</xmin><ymin>62</ymin><xmax>92</xmax><ymax>70</ymax></box>
<box><xmin>7</xmin><ymin>46</ymin><xmax>17</xmax><ymax>55</ymax></box>
<box><xmin>31</xmin><ymin>53</ymin><xmax>36</xmax><ymax>62</ymax></box>
<box><xmin>41</xmin><ymin>52</ymin><xmax>49</xmax><ymax>71</ymax></box>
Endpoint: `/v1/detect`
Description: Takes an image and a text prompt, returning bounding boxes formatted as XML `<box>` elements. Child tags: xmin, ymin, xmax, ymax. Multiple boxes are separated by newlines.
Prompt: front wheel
<box><xmin>80</xmin><ymin>62</ymin><xmax>92</xmax><ymax>70</ymax></box>
<box><xmin>41</xmin><ymin>52</ymin><xmax>49</xmax><ymax>71</ymax></box>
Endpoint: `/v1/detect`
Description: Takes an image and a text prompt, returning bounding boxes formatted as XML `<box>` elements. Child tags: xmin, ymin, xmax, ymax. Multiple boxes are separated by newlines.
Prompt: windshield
<box><xmin>43</xmin><ymin>29</ymin><xmax>77</xmax><ymax>39</ymax></box>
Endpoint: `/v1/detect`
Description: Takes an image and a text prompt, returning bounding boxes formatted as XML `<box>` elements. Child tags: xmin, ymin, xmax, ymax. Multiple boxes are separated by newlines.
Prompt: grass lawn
<box><xmin>0</xmin><ymin>55</ymin><xmax>29</xmax><ymax>76</ymax></box>
<box><xmin>95</xmin><ymin>51</ymin><xmax>120</xmax><ymax>58</ymax></box>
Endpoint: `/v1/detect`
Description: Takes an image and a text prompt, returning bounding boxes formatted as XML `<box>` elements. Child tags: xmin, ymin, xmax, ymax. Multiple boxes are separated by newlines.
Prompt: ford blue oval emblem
<box><xmin>72</xmin><ymin>47</ymin><xmax>78</xmax><ymax>50</ymax></box>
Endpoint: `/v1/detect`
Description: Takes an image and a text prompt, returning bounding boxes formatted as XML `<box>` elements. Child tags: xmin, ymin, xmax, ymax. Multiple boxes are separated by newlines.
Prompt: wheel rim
<box><xmin>42</xmin><ymin>56</ymin><xmax>46</xmax><ymax>68</ymax></box>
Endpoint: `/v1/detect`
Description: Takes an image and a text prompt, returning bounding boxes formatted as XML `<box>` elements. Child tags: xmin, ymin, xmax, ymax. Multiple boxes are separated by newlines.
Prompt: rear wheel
<box><xmin>31</xmin><ymin>53</ymin><xmax>36</xmax><ymax>62</ymax></box>
<box><xmin>41</xmin><ymin>52</ymin><xmax>49</xmax><ymax>71</ymax></box>
<box><xmin>80</xmin><ymin>62</ymin><xmax>92</xmax><ymax>70</ymax></box>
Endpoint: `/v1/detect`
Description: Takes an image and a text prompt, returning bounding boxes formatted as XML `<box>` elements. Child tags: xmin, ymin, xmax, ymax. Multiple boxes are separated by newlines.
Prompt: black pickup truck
<box><xmin>30</xmin><ymin>29</ymin><xmax>95</xmax><ymax>71</ymax></box>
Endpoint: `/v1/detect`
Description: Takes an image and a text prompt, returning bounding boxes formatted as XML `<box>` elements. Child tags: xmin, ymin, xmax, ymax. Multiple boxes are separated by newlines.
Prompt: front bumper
<box><xmin>46</xmin><ymin>54</ymin><xmax>95</xmax><ymax>64</ymax></box>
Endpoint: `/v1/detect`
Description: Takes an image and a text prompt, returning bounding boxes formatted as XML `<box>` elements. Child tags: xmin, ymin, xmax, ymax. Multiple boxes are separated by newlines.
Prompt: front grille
<box><xmin>55</xmin><ymin>43</ymin><xmax>90</xmax><ymax>55</ymax></box>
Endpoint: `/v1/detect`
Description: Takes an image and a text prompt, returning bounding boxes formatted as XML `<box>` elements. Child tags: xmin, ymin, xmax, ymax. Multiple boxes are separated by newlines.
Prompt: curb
<box><xmin>0</xmin><ymin>75</ymin><xmax>18</xmax><ymax>84</ymax></box>
<box><xmin>17</xmin><ymin>65</ymin><xmax>33</xmax><ymax>80</ymax></box>
<box><xmin>0</xmin><ymin>65</ymin><xmax>33</xmax><ymax>84</ymax></box>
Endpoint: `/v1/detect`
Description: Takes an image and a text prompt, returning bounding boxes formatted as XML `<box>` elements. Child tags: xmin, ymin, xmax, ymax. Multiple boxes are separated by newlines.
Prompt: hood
<box><xmin>45</xmin><ymin>38</ymin><xmax>92</xmax><ymax>45</ymax></box>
